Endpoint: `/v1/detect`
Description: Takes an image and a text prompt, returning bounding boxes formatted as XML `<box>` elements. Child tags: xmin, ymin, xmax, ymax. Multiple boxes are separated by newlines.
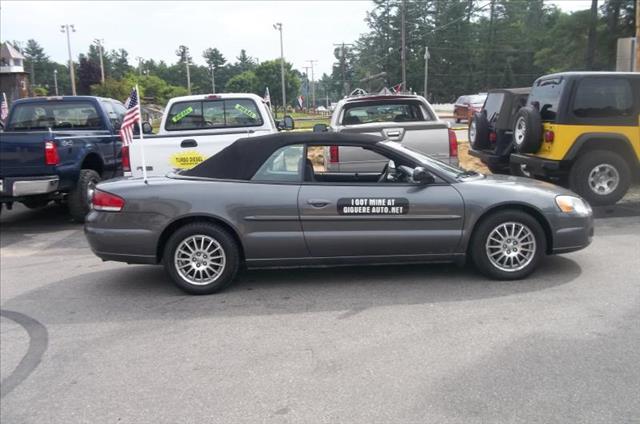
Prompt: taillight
<box><xmin>544</xmin><ymin>130</ymin><xmax>554</xmax><ymax>142</ymax></box>
<box><xmin>45</xmin><ymin>140</ymin><xmax>60</xmax><ymax>165</ymax></box>
<box><xmin>329</xmin><ymin>145</ymin><xmax>340</xmax><ymax>163</ymax></box>
<box><xmin>122</xmin><ymin>145</ymin><xmax>131</xmax><ymax>172</ymax></box>
<box><xmin>448</xmin><ymin>129</ymin><xmax>458</xmax><ymax>158</ymax></box>
<box><xmin>92</xmin><ymin>189</ymin><xmax>125</xmax><ymax>212</ymax></box>
<box><xmin>489</xmin><ymin>131</ymin><xmax>497</xmax><ymax>143</ymax></box>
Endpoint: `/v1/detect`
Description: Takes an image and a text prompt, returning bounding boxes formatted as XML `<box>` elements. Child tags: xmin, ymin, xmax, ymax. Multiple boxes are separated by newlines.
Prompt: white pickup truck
<box><xmin>313</xmin><ymin>93</ymin><xmax>457</xmax><ymax>172</ymax></box>
<box><xmin>127</xmin><ymin>93</ymin><xmax>291</xmax><ymax>177</ymax></box>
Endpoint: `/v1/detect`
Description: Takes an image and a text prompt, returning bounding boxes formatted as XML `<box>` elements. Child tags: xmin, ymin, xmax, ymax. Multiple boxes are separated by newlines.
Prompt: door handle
<box><xmin>386</xmin><ymin>131</ymin><xmax>401</xmax><ymax>137</ymax></box>
<box><xmin>307</xmin><ymin>199</ymin><xmax>331</xmax><ymax>208</ymax></box>
<box><xmin>181</xmin><ymin>139</ymin><xmax>198</xmax><ymax>148</ymax></box>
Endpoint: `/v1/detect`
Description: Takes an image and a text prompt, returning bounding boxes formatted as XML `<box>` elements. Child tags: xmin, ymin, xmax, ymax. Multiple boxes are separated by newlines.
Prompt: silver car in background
<box><xmin>315</xmin><ymin>93</ymin><xmax>457</xmax><ymax>172</ymax></box>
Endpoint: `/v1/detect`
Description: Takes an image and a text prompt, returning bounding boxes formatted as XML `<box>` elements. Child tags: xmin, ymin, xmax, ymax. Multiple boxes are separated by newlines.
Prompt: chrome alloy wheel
<box><xmin>174</xmin><ymin>235</ymin><xmax>226</xmax><ymax>285</ymax></box>
<box><xmin>485</xmin><ymin>222</ymin><xmax>536</xmax><ymax>272</ymax></box>
<box><xmin>588</xmin><ymin>163</ymin><xmax>619</xmax><ymax>196</ymax></box>
<box><xmin>514</xmin><ymin>116</ymin><xmax>526</xmax><ymax>146</ymax></box>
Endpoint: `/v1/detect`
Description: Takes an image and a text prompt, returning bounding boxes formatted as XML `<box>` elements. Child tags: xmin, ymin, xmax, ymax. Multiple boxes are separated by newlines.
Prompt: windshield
<box><xmin>382</xmin><ymin>141</ymin><xmax>476</xmax><ymax>179</ymax></box>
<box><xmin>469</xmin><ymin>94</ymin><xmax>487</xmax><ymax>106</ymax></box>
<box><xmin>342</xmin><ymin>100</ymin><xmax>431</xmax><ymax>125</ymax></box>
<box><xmin>7</xmin><ymin>101</ymin><xmax>103</xmax><ymax>130</ymax></box>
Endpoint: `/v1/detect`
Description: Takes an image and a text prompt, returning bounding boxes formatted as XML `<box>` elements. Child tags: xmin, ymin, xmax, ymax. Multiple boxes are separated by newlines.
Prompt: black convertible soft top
<box><xmin>182</xmin><ymin>132</ymin><xmax>385</xmax><ymax>180</ymax></box>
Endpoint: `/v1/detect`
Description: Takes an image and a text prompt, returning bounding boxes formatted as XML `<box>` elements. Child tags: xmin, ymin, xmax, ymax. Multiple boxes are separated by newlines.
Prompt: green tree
<box><xmin>109</xmin><ymin>48</ymin><xmax>131</xmax><ymax>79</ymax></box>
<box><xmin>77</xmin><ymin>54</ymin><xmax>102</xmax><ymax>95</ymax></box>
<box><xmin>22</xmin><ymin>39</ymin><xmax>48</xmax><ymax>87</ymax></box>
<box><xmin>225</xmin><ymin>71</ymin><xmax>258</xmax><ymax>93</ymax></box>
<box><xmin>202</xmin><ymin>47</ymin><xmax>226</xmax><ymax>69</ymax></box>
<box><xmin>254</xmin><ymin>59</ymin><xmax>300</xmax><ymax>111</ymax></box>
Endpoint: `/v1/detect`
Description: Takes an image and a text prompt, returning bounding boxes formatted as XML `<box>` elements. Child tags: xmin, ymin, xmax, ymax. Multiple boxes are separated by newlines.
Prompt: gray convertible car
<box><xmin>85</xmin><ymin>133</ymin><xmax>593</xmax><ymax>294</ymax></box>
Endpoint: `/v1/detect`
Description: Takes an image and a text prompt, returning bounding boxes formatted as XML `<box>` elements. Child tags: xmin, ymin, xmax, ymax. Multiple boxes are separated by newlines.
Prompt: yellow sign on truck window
<box><xmin>169</xmin><ymin>150</ymin><xmax>204</xmax><ymax>169</ymax></box>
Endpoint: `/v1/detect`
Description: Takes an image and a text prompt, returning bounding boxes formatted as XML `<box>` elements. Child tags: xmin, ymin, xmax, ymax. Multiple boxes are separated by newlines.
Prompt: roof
<box><xmin>182</xmin><ymin>132</ymin><xmax>384</xmax><ymax>180</ymax></box>
<box><xmin>537</xmin><ymin>71</ymin><xmax>640</xmax><ymax>80</ymax></box>
<box><xmin>0</xmin><ymin>42</ymin><xmax>26</xmax><ymax>60</ymax></box>
<box><xmin>487</xmin><ymin>87</ymin><xmax>531</xmax><ymax>95</ymax></box>
<box><xmin>166</xmin><ymin>93</ymin><xmax>265</xmax><ymax>105</ymax></box>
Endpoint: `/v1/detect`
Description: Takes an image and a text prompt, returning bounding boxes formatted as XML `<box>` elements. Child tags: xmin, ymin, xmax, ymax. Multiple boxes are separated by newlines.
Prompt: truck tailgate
<box><xmin>129</xmin><ymin>129</ymin><xmax>273</xmax><ymax>177</ymax></box>
<box><xmin>340</xmin><ymin>121</ymin><xmax>450</xmax><ymax>160</ymax></box>
<box><xmin>0</xmin><ymin>132</ymin><xmax>52</xmax><ymax>177</ymax></box>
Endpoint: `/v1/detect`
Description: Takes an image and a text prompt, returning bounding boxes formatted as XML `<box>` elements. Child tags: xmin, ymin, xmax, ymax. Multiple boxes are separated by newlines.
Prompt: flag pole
<box><xmin>135</xmin><ymin>85</ymin><xmax>148</xmax><ymax>184</ymax></box>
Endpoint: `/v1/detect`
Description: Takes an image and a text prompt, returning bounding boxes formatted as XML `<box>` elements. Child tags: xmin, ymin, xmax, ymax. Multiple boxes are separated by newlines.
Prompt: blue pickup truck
<box><xmin>0</xmin><ymin>96</ymin><xmax>128</xmax><ymax>221</ymax></box>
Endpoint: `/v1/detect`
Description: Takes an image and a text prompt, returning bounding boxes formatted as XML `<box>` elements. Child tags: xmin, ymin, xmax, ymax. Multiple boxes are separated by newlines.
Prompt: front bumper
<box><xmin>0</xmin><ymin>175</ymin><xmax>59</xmax><ymax>202</ymax></box>
<box><xmin>549</xmin><ymin>213</ymin><xmax>594</xmax><ymax>254</ymax></box>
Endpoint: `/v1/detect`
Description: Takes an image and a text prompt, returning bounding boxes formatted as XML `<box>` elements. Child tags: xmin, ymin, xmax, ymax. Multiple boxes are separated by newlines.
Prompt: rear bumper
<box><xmin>469</xmin><ymin>148</ymin><xmax>508</xmax><ymax>167</ymax></box>
<box><xmin>84</xmin><ymin>210</ymin><xmax>160</xmax><ymax>264</ymax></box>
<box><xmin>510</xmin><ymin>154</ymin><xmax>569</xmax><ymax>177</ymax></box>
<box><xmin>0</xmin><ymin>175</ymin><xmax>60</xmax><ymax>202</ymax></box>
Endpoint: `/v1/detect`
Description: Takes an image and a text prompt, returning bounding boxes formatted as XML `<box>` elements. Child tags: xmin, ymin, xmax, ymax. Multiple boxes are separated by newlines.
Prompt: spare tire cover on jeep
<box><xmin>470</xmin><ymin>112</ymin><xmax>490</xmax><ymax>150</ymax></box>
<box><xmin>513</xmin><ymin>106</ymin><xmax>543</xmax><ymax>153</ymax></box>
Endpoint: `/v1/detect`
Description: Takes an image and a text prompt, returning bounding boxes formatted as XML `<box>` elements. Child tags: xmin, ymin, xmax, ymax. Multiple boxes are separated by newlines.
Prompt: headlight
<box><xmin>555</xmin><ymin>195</ymin><xmax>592</xmax><ymax>216</ymax></box>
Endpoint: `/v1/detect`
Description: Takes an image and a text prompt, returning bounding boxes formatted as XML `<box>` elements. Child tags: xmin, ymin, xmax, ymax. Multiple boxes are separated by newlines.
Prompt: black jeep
<box><xmin>468</xmin><ymin>88</ymin><xmax>531</xmax><ymax>175</ymax></box>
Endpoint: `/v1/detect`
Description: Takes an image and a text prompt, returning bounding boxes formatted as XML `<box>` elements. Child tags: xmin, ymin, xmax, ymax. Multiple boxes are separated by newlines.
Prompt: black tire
<box><xmin>512</xmin><ymin>106</ymin><xmax>542</xmax><ymax>153</ymax></box>
<box><xmin>163</xmin><ymin>223</ymin><xmax>240</xmax><ymax>295</ymax></box>
<box><xmin>22</xmin><ymin>198</ymin><xmax>50</xmax><ymax>209</ymax></box>
<box><xmin>68</xmin><ymin>169</ymin><xmax>101</xmax><ymax>223</ymax></box>
<box><xmin>469</xmin><ymin>112</ymin><xmax>490</xmax><ymax>150</ymax></box>
<box><xmin>470</xmin><ymin>210</ymin><xmax>546</xmax><ymax>280</ymax></box>
<box><xmin>569</xmin><ymin>150</ymin><xmax>631</xmax><ymax>206</ymax></box>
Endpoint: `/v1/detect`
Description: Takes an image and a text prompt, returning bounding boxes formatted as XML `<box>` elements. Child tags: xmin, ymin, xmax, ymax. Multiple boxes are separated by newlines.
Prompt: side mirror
<box><xmin>282</xmin><ymin>115</ymin><xmax>294</xmax><ymax>130</ymax></box>
<box><xmin>412</xmin><ymin>166</ymin><xmax>435</xmax><ymax>184</ymax></box>
<box><xmin>313</xmin><ymin>123</ymin><xmax>328</xmax><ymax>133</ymax></box>
<box><xmin>141</xmin><ymin>121</ymin><xmax>153</xmax><ymax>134</ymax></box>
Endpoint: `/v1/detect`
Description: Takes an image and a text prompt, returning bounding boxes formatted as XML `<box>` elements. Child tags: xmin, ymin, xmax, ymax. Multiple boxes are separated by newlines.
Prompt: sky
<box><xmin>1</xmin><ymin>0</ymin><xmax>595</xmax><ymax>77</ymax></box>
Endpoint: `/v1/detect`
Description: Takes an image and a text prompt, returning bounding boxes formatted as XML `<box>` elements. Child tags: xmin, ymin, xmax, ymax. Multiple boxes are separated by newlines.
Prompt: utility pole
<box><xmin>333</xmin><ymin>43</ymin><xmax>353</xmax><ymax>96</ymax></box>
<box><xmin>94</xmin><ymin>39</ymin><xmax>105</xmax><ymax>83</ymax></box>
<box><xmin>53</xmin><ymin>69</ymin><xmax>59</xmax><ymax>95</ymax></box>
<box><xmin>636</xmin><ymin>0</ymin><xmax>639</xmax><ymax>71</ymax></box>
<box><xmin>400</xmin><ymin>0</ymin><xmax>407</xmax><ymax>92</ymax></box>
<box><xmin>423</xmin><ymin>47</ymin><xmax>430</xmax><ymax>99</ymax></box>
<box><xmin>302</xmin><ymin>65</ymin><xmax>311</xmax><ymax>110</ymax></box>
<box><xmin>60</xmin><ymin>24</ymin><xmax>77</xmax><ymax>95</ymax></box>
<box><xmin>210</xmin><ymin>65</ymin><xmax>215</xmax><ymax>93</ymax></box>
<box><xmin>185</xmin><ymin>52</ymin><xmax>191</xmax><ymax>95</ymax></box>
<box><xmin>136</xmin><ymin>56</ymin><xmax>143</xmax><ymax>76</ymax></box>
<box><xmin>273</xmin><ymin>23</ymin><xmax>286</xmax><ymax>114</ymax></box>
<box><xmin>306</xmin><ymin>59</ymin><xmax>318</xmax><ymax>109</ymax></box>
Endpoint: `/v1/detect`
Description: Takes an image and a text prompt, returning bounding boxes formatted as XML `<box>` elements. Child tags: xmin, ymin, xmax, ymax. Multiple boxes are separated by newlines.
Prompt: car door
<box><xmin>298</xmin><ymin>145</ymin><xmax>465</xmax><ymax>258</ymax></box>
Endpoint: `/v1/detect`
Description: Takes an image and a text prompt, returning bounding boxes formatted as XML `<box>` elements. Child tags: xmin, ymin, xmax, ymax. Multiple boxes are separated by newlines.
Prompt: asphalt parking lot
<box><xmin>1</xmin><ymin>201</ymin><xmax>639</xmax><ymax>423</ymax></box>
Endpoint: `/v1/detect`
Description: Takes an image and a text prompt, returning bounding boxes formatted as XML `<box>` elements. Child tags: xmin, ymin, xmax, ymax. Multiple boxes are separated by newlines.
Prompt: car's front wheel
<box><xmin>164</xmin><ymin>223</ymin><xmax>240</xmax><ymax>294</ymax></box>
<box><xmin>471</xmin><ymin>210</ymin><xmax>546</xmax><ymax>280</ymax></box>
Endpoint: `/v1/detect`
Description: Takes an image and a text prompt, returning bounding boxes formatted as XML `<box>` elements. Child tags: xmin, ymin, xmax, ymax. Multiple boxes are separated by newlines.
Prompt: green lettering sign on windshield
<box><xmin>234</xmin><ymin>103</ymin><xmax>257</xmax><ymax>120</ymax></box>
<box><xmin>171</xmin><ymin>106</ymin><xmax>194</xmax><ymax>123</ymax></box>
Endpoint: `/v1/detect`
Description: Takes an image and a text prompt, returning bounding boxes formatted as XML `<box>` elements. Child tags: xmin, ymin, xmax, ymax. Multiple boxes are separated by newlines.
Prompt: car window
<box><xmin>102</xmin><ymin>100</ymin><xmax>126</xmax><ymax>128</ymax></box>
<box><xmin>342</xmin><ymin>101</ymin><xmax>427</xmax><ymax>125</ymax></box>
<box><xmin>165</xmin><ymin>99</ymin><xmax>263</xmax><ymax>131</ymax></box>
<box><xmin>572</xmin><ymin>78</ymin><xmax>633</xmax><ymax>118</ymax></box>
<box><xmin>528</xmin><ymin>77</ymin><xmax>565</xmax><ymax>121</ymax></box>
<box><xmin>252</xmin><ymin>144</ymin><xmax>303</xmax><ymax>183</ymax></box>
<box><xmin>483</xmin><ymin>93</ymin><xmax>504</xmax><ymax>123</ymax></box>
<box><xmin>7</xmin><ymin>101</ymin><xmax>103</xmax><ymax>130</ymax></box>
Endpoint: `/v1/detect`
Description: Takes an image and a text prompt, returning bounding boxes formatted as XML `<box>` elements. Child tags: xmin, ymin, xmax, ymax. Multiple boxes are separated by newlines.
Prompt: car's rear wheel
<box><xmin>569</xmin><ymin>150</ymin><xmax>631</xmax><ymax>206</ymax></box>
<box><xmin>471</xmin><ymin>210</ymin><xmax>546</xmax><ymax>280</ymax></box>
<box><xmin>68</xmin><ymin>169</ymin><xmax>101</xmax><ymax>222</ymax></box>
<box><xmin>164</xmin><ymin>223</ymin><xmax>240</xmax><ymax>294</ymax></box>
<box><xmin>469</xmin><ymin>112</ymin><xmax>489</xmax><ymax>150</ymax></box>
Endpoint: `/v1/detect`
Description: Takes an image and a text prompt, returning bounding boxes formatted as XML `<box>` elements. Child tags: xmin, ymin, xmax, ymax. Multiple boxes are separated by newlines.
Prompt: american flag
<box><xmin>120</xmin><ymin>87</ymin><xmax>140</xmax><ymax>146</ymax></box>
<box><xmin>263</xmin><ymin>87</ymin><xmax>271</xmax><ymax>106</ymax></box>
<box><xmin>0</xmin><ymin>92</ymin><xmax>8</xmax><ymax>122</ymax></box>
